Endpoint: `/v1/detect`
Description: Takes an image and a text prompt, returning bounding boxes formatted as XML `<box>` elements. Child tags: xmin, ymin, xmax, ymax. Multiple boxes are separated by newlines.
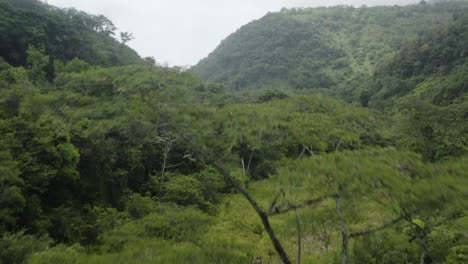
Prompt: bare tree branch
<box><xmin>159</xmin><ymin>140</ymin><xmax>172</xmax><ymax>196</ymax></box>
<box><xmin>247</xmin><ymin>149</ymin><xmax>255</xmax><ymax>173</ymax></box>
<box><xmin>305</xmin><ymin>145</ymin><xmax>315</xmax><ymax>156</ymax></box>
<box><xmin>297</xmin><ymin>145</ymin><xmax>315</xmax><ymax>160</ymax></box>
<box><xmin>280</xmin><ymin>191</ymin><xmax>302</xmax><ymax>264</ymax></box>
<box><xmin>268</xmin><ymin>194</ymin><xmax>337</xmax><ymax>216</ymax></box>
<box><xmin>165</xmin><ymin>161</ymin><xmax>184</xmax><ymax>169</ymax></box>
<box><xmin>335</xmin><ymin>138</ymin><xmax>342</xmax><ymax>152</ymax></box>
<box><xmin>294</xmin><ymin>207</ymin><xmax>301</xmax><ymax>264</ymax></box>
<box><xmin>241</xmin><ymin>159</ymin><xmax>247</xmax><ymax>188</ymax></box>
<box><xmin>348</xmin><ymin>216</ymin><xmax>405</xmax><ymax>238</ymax></box>
<box><xmin>335</xmin><ymin>196</ymin><xmax>348</xmax><ymax>264</ymax></box>
<box><xmin>212</xmin><ymin>161</ymin><xmax>292</xmax><ymax>264</ymax></box>
<box><xmin>267</xmin><ymin>188</ymin><xmax>285</xmax><ymax>215</ymax></box>
<box><xmin>297</xmin><ymin>144</ymin><xmax>306</xmax><ymax>160</ymax></box>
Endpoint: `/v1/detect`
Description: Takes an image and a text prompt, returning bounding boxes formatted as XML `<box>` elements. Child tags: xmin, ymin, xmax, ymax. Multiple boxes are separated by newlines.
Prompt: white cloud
<box><xmin>46</xmin><ymin>0</ymin><xmax>418</xmax><ymax>66</ymax></box>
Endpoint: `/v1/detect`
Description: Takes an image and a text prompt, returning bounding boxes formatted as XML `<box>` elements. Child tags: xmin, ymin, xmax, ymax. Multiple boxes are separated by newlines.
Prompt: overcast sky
<box><xmin>46</xmin><ymin>0</ymin><xmax>418</xmax><ymax>66</ymax></box>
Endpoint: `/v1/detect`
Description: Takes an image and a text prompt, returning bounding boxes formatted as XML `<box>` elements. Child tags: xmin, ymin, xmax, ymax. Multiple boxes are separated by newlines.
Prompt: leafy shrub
<box><xmin>125</xmin><ymin>193</ymin><xmax>155</xmax><ymax>219</ymax></box>
<box><xmin>102</xmin><ymin>207</ymin><xmax>213</xmax><ymax>252</ymax></box>
<box><xmin>26</xmin><ymin>244</ymin><xmax>83</xmax><ymax>264</ymax></box>
<box><xmin>444</xmin><ymin>246</ymin><xmax>468</xmax><ymax>264</ymax></box>
<box><xmin>0</xmin><ymin>231</ymin><xmax>51</xmax><ymax>264</ymax></box>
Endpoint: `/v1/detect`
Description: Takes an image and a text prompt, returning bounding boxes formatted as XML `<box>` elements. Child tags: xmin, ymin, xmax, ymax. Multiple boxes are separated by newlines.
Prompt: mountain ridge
<box><xmin>192</xmin><ymin>1</ymin><xmax>468</xmax><ymax>100</ymax></box>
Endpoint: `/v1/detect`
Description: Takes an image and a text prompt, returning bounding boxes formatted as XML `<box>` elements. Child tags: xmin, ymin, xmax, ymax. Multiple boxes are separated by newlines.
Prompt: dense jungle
<box><xmin>0</xmin><ymin>0</ymin><xmax>467</xmax><ymax>263</ymax></box>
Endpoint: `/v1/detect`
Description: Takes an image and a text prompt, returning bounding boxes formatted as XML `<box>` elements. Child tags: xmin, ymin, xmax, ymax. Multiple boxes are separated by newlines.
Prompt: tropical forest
<box><xmin>0</xmin><ymin>0</ymin><xmax>467</xmax><ymax>263</ymax></box>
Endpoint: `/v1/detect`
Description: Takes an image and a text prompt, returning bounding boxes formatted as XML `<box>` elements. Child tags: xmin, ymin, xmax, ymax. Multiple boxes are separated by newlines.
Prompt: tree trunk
<box><xmin>335</xmin><ymin>196</ymin><xmax>348</xmax><ymax>264</ymax></box>
<box><xmin>295</xmin><ymin>208</ymin><xmax>301</xmax><ymax>264</ymax></box>
<box><xmin>213</xmin><ymin>161</ymin><xmax>292</xmax><ymax>264</ymax></box>
<box><xmin>159</xmin><ymin>143</ymin><xmax>171</xmax><ymax>196</ymax></box>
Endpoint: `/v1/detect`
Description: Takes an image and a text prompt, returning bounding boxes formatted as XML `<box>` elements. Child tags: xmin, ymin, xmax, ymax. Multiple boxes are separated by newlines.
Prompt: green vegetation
<box><xmin>0</xmin><ymin>0</ymin><xmax>467</xmax><ymax>263</ymax></box>
<box><xmin>0</xmin><ymin>0</ymin><xmax>143</xmax><ymax>77</ymax></box>
<box><xmin>368</xmin><ymin>12</ymin><xmax>468</xmax><ymax>106</ymax></box>
<box><xmin>193</xmin><ymin>1</ymin><xmax>468</xmax><ymax>98</ymax></box>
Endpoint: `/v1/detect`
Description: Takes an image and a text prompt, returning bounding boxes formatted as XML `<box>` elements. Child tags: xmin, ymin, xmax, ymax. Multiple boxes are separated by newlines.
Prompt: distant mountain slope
<box><xmin>369</xmin><ymin>12</ymin><xmax>468</xmax><ymax>106</ymax></box>
<box><xmin>192</xmin><ymin>1</ymin><xmax>468</xmax><ymax>94</ymax></box>
<box><xmin>0</xmin><ymin>0</ymin><xmax>142</xmax><ymax>70</ymax></box>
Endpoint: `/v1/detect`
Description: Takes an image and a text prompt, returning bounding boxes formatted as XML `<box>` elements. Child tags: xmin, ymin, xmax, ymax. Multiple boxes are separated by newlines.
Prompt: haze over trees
<box><xmin>0</xmin><ymin>0</ymin><xmax>467</xmax><ymax>263</ymax></box>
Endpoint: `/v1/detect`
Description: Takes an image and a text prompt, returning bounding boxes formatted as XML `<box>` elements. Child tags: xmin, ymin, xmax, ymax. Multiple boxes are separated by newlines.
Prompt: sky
<box><xmin>46</xmin><ymin>0</ymin><xmax>418</xmax><ymax>66</ymax></box>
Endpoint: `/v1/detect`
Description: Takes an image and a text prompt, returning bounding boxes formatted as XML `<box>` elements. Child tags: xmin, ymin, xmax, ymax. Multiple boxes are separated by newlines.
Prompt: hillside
<box><xmin>192</xmin><ymin>1</ymin><xmax>468</xmax><ymax>97</ymax></box>
<box><xmin>368</xmin><ymin>12</ymin><xmax>468</xmax><ymax>106</ymax></box>
<box><xmin>1</xmin><ymin>1</ymin><xmax>467</xmax><ymax>264</ymax></box>
<box><xmin>0</xmin><ymin>0</ymin><xmax>143</xmax><ymax>74</ymax></box>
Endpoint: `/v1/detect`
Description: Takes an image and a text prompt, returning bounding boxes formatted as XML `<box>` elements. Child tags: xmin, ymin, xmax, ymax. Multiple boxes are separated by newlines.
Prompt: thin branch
<box><xmin>159</xmin><ymin>143</ymin><xmax>171</xmax><ymax>195</ymax></box>
<box><xmin>305</xmin><ymin>145</ymin><xmax>315</xmax><ymax>156</ymax></box>
<box><xmin>297</xmin><ymin>145</ymin><xmax>315</xmax><ymax>159</ymax></box>
<box><xmin>241</xmin><ymin>159</ymin><xmax>247</xmax><ymax>188</ymax></box>
<box><xmin>297</xmin><ymin>144</ymin><xmax>306</xmax><ymax>160</ymax></box>
<box><xmin>165</xmin><ymin>161</ymin><xmax>184</xmax><ymax>169</ymax></box>
<box><xmin>246</xmin><ymin>149</ymin><xmax>255</xmax><ymax>173</ymax></box>
<box><xmin>268</xmin><ymin>194</ymin><xmax>337</xmax><ymax>216</ymax></box>
<box><xmin>279</xmin><ymin>190</ymin><xmax>301</xmax><ymax>264</ymax></box>
<box><xmin>349</xmin><ymin>216</ymin><xmax>405</xmax><ymax>238</ymax></box>
<box><xmin>420</xmin><ymin>252</ymin><xmax>426</xmax><ymax>264</ymax></box>
<box><xmin>267</xmin><ymin>188</ymin><xmax>285</xmax><ymax>215</ymax></box>
<box><xmin>335</xmin><ymin>138</ymin><xmax>342</xmax><ymax>152</ymax></box>
<box><xmin>335</xmin><ymin>196</ymin><xmax>348</xmax><ymax>264</ymax></box>
<box><xmin>294</xmin><ymin>207</ymin><xmax>301</xmax><ymax>264</ymax></box>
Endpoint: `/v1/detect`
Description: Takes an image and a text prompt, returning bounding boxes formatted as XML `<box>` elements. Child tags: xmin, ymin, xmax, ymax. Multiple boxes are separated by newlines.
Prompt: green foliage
<box><xmin>0</xmin><ymin>149</ymin><xmax>24</xmax><ymax>231</ymax></box>
<box><xmin>382</xmin><ymin>12</ymin><xmax>468</xmax><ymax>80</ymax></box>
<box><xmin>193</xmin><ymin>1</ymin><xmax>468</xmax><ymax>95</ymax></box>
<box><xmin>0</xmin><ymin>0</ymin><xmax>142</xmax><ymax>74</ymax></box>
<box><xmin>26</xmin><ymin>45</ymin><xmax>49</xmax><ymax>84</ymax></box>
<box><xmin>158</xmin><ymin>167</ymin><xmax>225</xmax><ymax>211</ymax></box>
<box><xmin>125</xmin><ymin>193</ymin><xmax>155</xmax><ymax>219</ymax></box>
<box><xmin>352</xmin><ymin>230</ymin><xmax>419</xmax><ymax>264</ymax></box>
<box><xmin>93</xmin><ymin>207</ymin><xmax>128</xmax><ymax>237</ymax></box>
<box><xmin>25</xmin><ymin>206</ymin><xmax>251</xmax><ymax>264</ymax></box>
<box><xmin>0</xmin><ymin>231</ymin><xmax>51</xmax><ymax>264</ymax></box>
<box><xmin>0</xmin><ymin>57</ymin><xmax>11</xmax><ymax>71</ymax></box>
<box><xmin>100</xmin><ymin>207</ymin><xmax>212</xmax><ymax>252</ymax></box>
<box><xmin>163</xmin><ymin>174</ymin><xmax>208</xmax><ymax>208</ymax></box>
<box><xmin>257</xmin><ymin>89</ymin><xmax>289</xmax><ymax>103</ymax></box>
<box><xmin>0</xmin><ymin>1</ymin><xmax>467</xmax><ymax>262</ymax></box>
<box><xmin>26</xmin><ymin>244</ymin><xmax>82</xmax><ymax>264</ymax></box>
<box><xmin>54</xmin><ymin>58</ymin><xmax>93</xmax><ymax>75</ymax></box>
<box><xmin>445</xmin><ymin>245</ymin><xmax>468</xmax><ymax>264</ymax></box>
<box><xmin>0</xmin><ymin>66</ymin><xmax>36</xmax><ymax>117</ymax></box>
<box><xmin>217</xmin><ymin>148</ymin><xmax>467</xmax><ymax>263</ymax></box>
<box><xmin>188</xmin><ymin>94</ymin><xmax>384</xmax><ymax>180</ymax></box>
<box><xmin>393</xmin><ymin>98</ymin><xmax>467</xmax><ymax>161</ymax></box>
<box><xmin>370</xmin><ymin>12</ymin><xmax>468</xmax><ymax>107</ymax></box>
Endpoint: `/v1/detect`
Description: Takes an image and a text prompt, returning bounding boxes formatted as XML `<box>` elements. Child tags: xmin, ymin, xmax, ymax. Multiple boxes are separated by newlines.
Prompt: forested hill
<box><xmin>0</xmin><ymin>0</ymin><xmax>143</xmax><ymax>73</ymax></box>
<box><xmin>368</xmin><ymin>12</ymin><xmax>468</xmax><ymax>107</ymax></box>
<box><xmin>1</xmin><ymin>1</ymin><xmax>467</xmax><ymax>264</ymax></box>
<box><xmin>192</xmin><ymin>1</ymin><xmax>468</xmax><ymax>95</ymax></box>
